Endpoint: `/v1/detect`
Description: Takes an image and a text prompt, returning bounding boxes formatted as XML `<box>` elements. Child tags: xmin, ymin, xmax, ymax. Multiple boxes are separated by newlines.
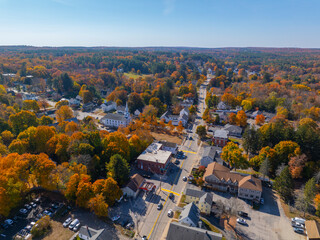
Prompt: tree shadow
<box><xmin>258</xmin><ymin>188</ymin><xmax>280</xmax><ymax>216</ymax></box>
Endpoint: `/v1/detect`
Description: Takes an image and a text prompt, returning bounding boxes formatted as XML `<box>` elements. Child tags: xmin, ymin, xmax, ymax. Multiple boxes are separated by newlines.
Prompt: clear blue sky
<box><xmin>0</xmin><ymin>0</ymin><xmax>319</xmax><ymax>48</ymax></box>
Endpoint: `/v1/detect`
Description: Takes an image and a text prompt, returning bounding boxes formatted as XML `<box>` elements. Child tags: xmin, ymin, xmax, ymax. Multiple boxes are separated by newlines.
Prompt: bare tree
<box><xmin>295</xmin><ymin>186</ymin><xmax>308</xmax><ymax>217</ymax></box>
<box><xmin>224</xmin><ymin>197</ymin><xmax>241</xmax><ymax>224</ymax></box>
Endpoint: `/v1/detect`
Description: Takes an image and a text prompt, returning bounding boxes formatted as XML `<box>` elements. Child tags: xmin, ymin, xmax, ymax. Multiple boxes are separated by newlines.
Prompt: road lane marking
<box><xmin>161</xmin><ymin>188</ymin><xmax>180</xmax><ymax>196</ymax></box>
<box><xmin>147</xmin><ymin>154</ymin><xmax>187</xmax><ymax>239</ymax></box>
<box><xmin>181</xmin><ymin>150</ymin><xmax>197</xmax><ymax>154</ymax></box>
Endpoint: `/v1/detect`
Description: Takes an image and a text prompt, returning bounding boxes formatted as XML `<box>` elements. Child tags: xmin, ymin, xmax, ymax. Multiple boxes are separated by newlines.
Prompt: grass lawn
<box><xmin>151</xmin><ymin>132</ymin><xmax>183</xmax><ymax>145</ymax></box>
<box><xmin>124</xmin><ymin>72</ymin><xmax>151</xmax><ymax>80</ymax></box>
<box><xmin>280</xmin><ymin>198</ymin><xmax>320</xmax><ymax>221</ymax></box>
<box><xmin>41</xmin><ymin>220</ymin><xmax>74</xmax><ymax>240</ymax></box>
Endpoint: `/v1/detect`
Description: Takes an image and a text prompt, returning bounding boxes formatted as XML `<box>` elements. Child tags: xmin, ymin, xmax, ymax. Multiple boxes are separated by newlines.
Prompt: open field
<box><xmin>124</xmin><ymin>72</ymin><xmax>152</xmax><ymax>79</ymax></box>
<box><xmin>151</xmin><ymin>132</ymin><xmax>183</xmax><ymax>145</ymax></box>
<box><xmin>41</xmin><ymin>220</ymin><xmax>74</xmax><ymax>240</ymax></box>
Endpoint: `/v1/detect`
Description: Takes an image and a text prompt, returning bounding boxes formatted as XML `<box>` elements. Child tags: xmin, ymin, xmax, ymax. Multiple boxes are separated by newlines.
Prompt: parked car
<box><xmin>260</xmin><ymin>198</ymin><xmax>264</xmax><ymax>205</ymax></box>
<box><xmin>238</xmin><ymin>211</ymin><xmax>248</xmax><ymax>218</ymax></box>
<box><xmin>24</xmin><ymin>204</ymin><xmax>32</xmax><ymax>210</ymax></box>
<box><xmin>34</xmin><ymin>197</ymin><xmax>41</xmax><ymax>203</ymax></box>
<box><xmin>143</xmin><ymin>174</ymin><xmax>151</xmax><ymax>179</ymax></box>
<box><xmin>73</xmin><ymin>222</ymin><xmax>81</xmax><ymax>231</ymax></box>
<box><xmin>111</xmin><ymin>215</ymin><xmax>120</xmax><ymax>222</ymax></box>
<box><xmin>43</xmin><ymin>210</ymin><xmax>53</xmax><ymax>217</ymax></box>
<box><xmin>293</xmin><ymin>227</ymin><xmax>304</xmax><ymax>234</ymax></box>
<box><xmin>19</xmin><ymin>208</ymin><xmax>28</xmax><ymax>214</ymax></box>
<box><xmin>142</xmin><ymin>236</ymin><xmax>147</xmax><ymax>240</ymax></box>
<box><xmin>291</xmin><ymin>217</ymin><xmax>306</xmax><ymax>225</ymax></box>
<box><xmin>51</xmin><ymin>203</ymin><xmax>59</xmax><ymax>209</ymax></box>
<box><xmin>157</xmin><ymin>203</ymin><xmax>163</xmax><ymax>210</ymax></box>
<box><xmin>69</xmin><ymin>219</ymin><xmax>79</xmax><ymax>230</ymax></box>
<box><xmin>167</xmin><ymin>209</ymin><xmax>173</xmax><ymax>217</ymax></box>
<box><xmin>121</xmin><ymin>220</ymin><xmax>129</xmax><ymax>227</ymax></box>
<box><xmin>35</xmin><ymin>213</ymin><xmax>43</xmax><ymax>221</ymax></box>
<box><xmin>126</xmin><ymin>222</ymin><xmax>134</xmax><ymax>229</ymax></box>
<box><xmin>4</xmin><ymin>219</ymin><xmax>13</xmax><ymax>226</ymax></box>
<box><xmin>236</xmin><ymin>218</ymin><xmax>246</xmax><ymax>225</ymax></box>
<box><xmin>63</xmin><ymin>217</ymin><xmax>72</xmax><ymax>228</ymax></box>
<box><xmin>0</xmin><ymin>223</ymin><xmax>9</xmax><ymax>230</ymax></box>
<box><xmin>182</xmin><ymin>176</ymin><xmax>187</xmax><ymax>181</ymax></box>
<box><xmin>30</xmin><ymin>202</ymin><xmax>37</xmax><ymax>208</ymax></box>
<box><xmin>169</xmin><ymin>193</ymin><xmax>174</xmax><ymax>199</ymax></box>
<box><xmin>174</xmin><ymin>160</ymin><xmax>180</xmax><ymax>165</ymax></box>
<box><xmin>292</xmin><ymin>221</ymin><xmax>304</xmax><ymax>229</ymax></box>
<box><xmin>25</xmin><ymin>222</ymin><xmax>35</xmax><ymax>231</ymax></box>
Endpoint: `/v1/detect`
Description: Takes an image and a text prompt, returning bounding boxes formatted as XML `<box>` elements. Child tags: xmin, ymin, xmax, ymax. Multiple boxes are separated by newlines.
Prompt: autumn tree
<box><xmin>196</xmin><ymin>125</ymin><xmax>206</xmax><ymax>139</ymax></box>
<box><xmin>221</xmin><ymin>142</ymin><xmax>248</xmax><ymax>170</ymax></box>
<box><xmin>22</xmin><ymin>100</ymin><xmax>40</xmax><ymax>112</ymax></box>
<box><xmin>236</xmin><ymin>110</ymin><xmax>247</xmax><ymax>127</ymax></box>
<box><xmin>128</xmin><ymin>92</ymin><xmax>144</xmax><ymax>113</ymax></box>
<box><xmin>106</xmin><ymin>154</ymin><xmax>130</xmax><ymax>186</ymax></box>
<box><xmin>255</xmin><ymin>114</ymin><xmax>265</xmax><ymax>125</ymax></box>
<box><xmin>9</xmin><ymin>110</ymin><xmax>38</xmax><ymax>134</ymax></box>
<box><xmin>176</xmin><ymin>121</ymin><xmax>184</xmax><ymax>135</ymax></box>
<box><xmin>56</xmin><ymin>105</ymin><xmax>74</xmax><ymax>123</ymax></box>
<box><xmin>228</xmin><ymin>113</ymin><xmax>237</xmax><ymax>125</ymax></box>
<box><xmin>288</xmin><ymin>154</ymin><xmax>307</xmax><ymax>179</ymax></box>
<box><xmin>88</xmin><ymin>194</ymin><xmax>109</xmax><ymax>217</ymax></box>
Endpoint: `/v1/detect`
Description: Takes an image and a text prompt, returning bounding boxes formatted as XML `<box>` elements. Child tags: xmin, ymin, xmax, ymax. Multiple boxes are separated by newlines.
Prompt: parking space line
<box><xmin>161</xmin><ymin>188</ymin><xmax>180</xmax><ymax>196</ymax></box>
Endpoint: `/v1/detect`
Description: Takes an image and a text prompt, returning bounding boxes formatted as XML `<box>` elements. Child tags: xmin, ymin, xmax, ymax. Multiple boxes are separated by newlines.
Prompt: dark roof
<box><xmin>49</xmin><ymin>117</ymin><xmax>79</xmax><ymax>127</ymax></box>
<box><xmin>223</xmin><ymin>124</ymin><xmax>242</xmax><ymax>134</ymax></box>
<box><xmin>126</xmin><ymin>174</ymin><xmax>145</xmax><ymax>192</ymax></box>
<box><xmin>79</xmin><ymin>226</ymin><xmax>104</xmax><ymax>240</ymax></box>
<box><xmin>166</xmin><ymin>222</ymin><xmax>222</xmax><ymax>240</ymax></box>
<box><xmin>179</xmin><ymin>202</ymin><xmax>200</xmax><ymax>226</ymax></box>
<box><xmin>159</xmin><ymin>140</ymin><xmax>177</xmax><ymax>149</ymax></box>
<box><xmin>185</xmin><ymin>189</ymin><xmax>213</xmax><ymax>205</ymax></box>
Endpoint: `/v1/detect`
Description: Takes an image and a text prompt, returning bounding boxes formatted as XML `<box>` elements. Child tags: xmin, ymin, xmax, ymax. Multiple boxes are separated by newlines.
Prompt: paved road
<box><xmin>134</xmin><ymin>81</ymin><xmax>208</xmax><ymax>240</ymax></box>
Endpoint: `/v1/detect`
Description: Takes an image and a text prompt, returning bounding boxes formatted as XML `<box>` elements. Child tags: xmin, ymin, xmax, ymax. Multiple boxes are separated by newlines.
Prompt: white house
<box><xmin>160</xmin><ymin>108</ymin><xmax>189</xmax><ymax>126</ymax></box>
<box><xmin>69</xmin><ymin>98</ymin><xmax>81</xmax><ymax>106</ymax></box>
<box><xmin>100</xmin><ymin>102</ymin><xmax>131</xmax><ymax>128</ymax></box>
<box><xmin>78</xmin><ymin>226</ymin><xmax>104</xmax><ymax>240</ymax></box>
<box><xmin>101</xmin><ymin>101</ymin><xmax>116</xmax><ymax>112</ymax></box>
<box><xmin>217</xmin><ymin>101</ymin><xmax>230</xmax><ymax>110</ymax></box>
<box><xmin>134</xmin><ymin>109</ymin><xmax>141</xmax><ymax>116</ymax></box>
<box><xmin>178</xmin><ymin>202</ymin><xmax>200</xmax><ymax>227</ymax></box>
<box><xmin>200</xmin><ymin>146</ymin><xmax>223</xmax><ymax>167</ymax></box>
<box><xmin>22</xmin><ymin>93</ymin><xmax>38</xmax><ymax>101</ymax></box>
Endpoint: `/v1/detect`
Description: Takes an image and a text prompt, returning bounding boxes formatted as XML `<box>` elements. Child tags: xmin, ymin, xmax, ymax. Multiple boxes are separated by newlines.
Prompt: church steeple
<box><xmin>125</xmin><ymin>101</ymin><xmax>129</xmax><ymax>118</ymax></box>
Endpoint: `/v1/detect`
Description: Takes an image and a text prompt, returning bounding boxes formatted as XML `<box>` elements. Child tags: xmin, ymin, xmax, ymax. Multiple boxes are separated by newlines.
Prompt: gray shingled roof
<box><xmin>185</xmin><ymin>188</ymin><xmax>213</xmax><ymax>205</ymax></box>
<box><xmin>101</xmin><ymin>113</ymin><xmax>126</xmax><ymax>121</ymax></box>
<box><xmin>202</xmin><ymin>146</ymin><xmax>221</xmax><ymax>159</ymax></box>
<box><xmin>167</xmin><ymin>222</ymin><xmax>222</xmax><ymax>240</ymax></box>
<box><xmin>224</xmin><ymin>124</ymin><xmax>242</xmax><ymax>135</ymax></box>
<box><xmin>179</xmin><ymin>202</ymin><xmax>200</xmax><ymax>226</ymax></box>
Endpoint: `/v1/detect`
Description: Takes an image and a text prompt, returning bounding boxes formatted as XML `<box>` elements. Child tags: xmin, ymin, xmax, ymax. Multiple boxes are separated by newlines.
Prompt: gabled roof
<box><xmin>202</xmin><ymin>146</ymin><xmax>221</xmax><ymax>159</ymax></box>
<box><xmin>203</xmin><ymin>162</ymin><xmax>242</xmax><ymax>184</ymax></box>
<box><xmin>166</xmin><ymin>222</ymin><xmax>222</xmax><ymax>240</ymax></box>
<box><xmin>224</xmin><ymin>124</ymin><xmax>242</xmax><ymax>134</ymax></box>
<box><xmin>239</xmin><ymin>175</ymin><xmax>262</xmax><ymax>192</ymax></box>
<box><xmin>79</xmin><ymin>226</ymin><xmax>104</xmax><ymax>240</ymax></box>
<box><xmin>213</xmin><ymin>129</ymin><xmax>229</xmax><ymax>139</ymax></box>
<box><xmin>101</xmin><ymin>113</ymin><xmax>126</xmax><ymax>121</ymax></box>
<box><xmin>199</xmin><ymin>193</ymin><xmax>213</xmax><ymax>205</ymax></box>
<box><xmin>125</xmin><ymin>174</ymin><xmax>145</xmax><ymax>192</ymax></box>
<box><xmin>179</xmin><ymin>202</ymin><xmax>200</xmax><ymax>226</ymax></box>
<box><xmin>305</xmin><ymin>220</ymin><xmax>320</xmax><ymax>239</ymax></box>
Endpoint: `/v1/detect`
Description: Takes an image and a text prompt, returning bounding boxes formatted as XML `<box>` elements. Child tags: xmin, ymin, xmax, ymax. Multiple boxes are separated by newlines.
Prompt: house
<box><xmin>116</xmin><ymin>105</ymin><xmax>126</xmax><ymax>114</ymax></box>
<box><xmin>185</xmin><ymin>188</ymin><xmax>213</xmax><ymax>215</ymax></box>
<box><xmin>212</xmin><ymin>129</ymin><xmax>229</xmax><ymax>147</ymax></box>
<box><xmin>203</xmin><ymin>162</ymin><xmax>262</xmax><ymax>201</ymax></box>
<box><xmin>200</xmin><ymin>146</ymin><xmax>225</xmax><ymax>167</ymax></box>
<box><xmin>238</xmin><ymin>175</ymin><xmax>262</xmax><ymax>201</ymax></box>
<box><xmin>158</xmin><ymin>140</ymin><xmax>178</xmax><ymax>154</ymax></box>
<box><xmin>217</xmin><ymin>101</ymin><xmax>230</xmax><ymax>110</ymax></box>
<box><xmin>100</xmin><ymin>102</ymin><xmax>131</xmax><ymax>128</ymax></box>
<box><xmin>223</xmin><ymin>124</ymin><xmax>242</xmax><ymax>138</ymax></box>
<box><xmin>134</xmin><ymin>109</ymin><xmax>141</xmax><ymax>116</ymax></box>
<box><xmin>49</xmin><ymin>117</ymin><xmax>79</xmax><ymax>128</ymax></box>
<box><xmin>160</xmin><ymin>108</ymin><xmax>189</xmax><ymax>126</ymax></box>
<box><xmin>22</xmin><ymin>93</ymin><xmax>38</xmax><ymax>101</ymax></box>
<box><xmin>166</xmin><ymin>222</ymin><xmax>222</xmax><ymax>240</ymax></box>
<box><xmin>181</xmin><ymin>98</ymin><xmax>194</xmax><ymax>107</ymax></box>
<box><xmin>69</xmin><ymin>98</ymin><xmax>81</xmax><ymax>106</ymax></box>
<box><xmin>137</xmin><ymin>142</ymin><xmax>172</xmax><ymax>174</ymax></box>
<box><xmin>82</xmin><ymin>102</ymin><xmax>95</xmax><ymax>112</ymax></box>
<box><xmin>122</xmin><ymin>174</ymin><xmax>145</xmax><ymax>198</ymax></box>
<box><xmin>101</xmin><ymin>101</ymin><xmax>116</xmax><ymax>112</ymax></box>
<box><xmin>178</xmin><ymin>202</ymin><xmax>200</xmax><ymax>227</ymax></box>
<box><xmin>78</xmin><ymin>226</ymin><xmax>104</xmax><ymax>240</ymax></box>
<box><xmin>305</xmin><ymin>220</ymin><xmax>320</xmax><ymax>240</ymax></box>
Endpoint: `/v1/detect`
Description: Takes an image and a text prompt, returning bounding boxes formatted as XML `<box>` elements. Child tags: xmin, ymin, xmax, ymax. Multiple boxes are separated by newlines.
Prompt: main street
<box><xmin>136</xmin><ymin>80</ymin><xmax>208</xmax><ymax>240</ymax></box>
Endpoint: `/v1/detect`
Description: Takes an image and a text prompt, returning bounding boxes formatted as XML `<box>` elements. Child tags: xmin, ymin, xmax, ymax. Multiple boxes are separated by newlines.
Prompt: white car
<box><xmin>63</xmin><ymin>217</ymin><xmax>72</xmax><ymax>227</ymax></box>
<box><xmin>4</xmin><ymin>219</ymin><xmax>13</xmax><ymax>225</ymax></box>
<box><xmin>237</xmin><ymin>218</ymin><xmax>246</xmax><ymax>225</ymax></box>
<box><xmin>167</xmin><ymin>209</ymin><xmax>173</xmax><ymax>217</ymax></box>
<box><xmin>19</xmin><ymin>208</ymin><xmax>28</xmax><ymax>214</ymax></box>
<box><xmin>73</xmin><ymin>222</ymin><xmax>81</xmax><ymax>231</ymax></box>
<box><xmin>111</xmin><ymin>215</ymin><xmax>120</xmax><ymax>222</ymax></box>
<box><xmin>69</xmin><ymin>219</ymin><xmax>79</xmax><ymax>230</ymax></box>
<box><xmin>24</xmin><ymin>204</ymin><xmax>32</xmax><ymax>210</ymax></box>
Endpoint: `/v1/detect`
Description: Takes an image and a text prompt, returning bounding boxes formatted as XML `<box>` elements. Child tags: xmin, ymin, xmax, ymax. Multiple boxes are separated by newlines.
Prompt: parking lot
<box><xmin>187</xmin><ymin>184</ymin><xmax>305</xmax><ymax>240</ymax></box>
<box><xmin>0</xmin><ymin>195</ymin><xmax>73</xmax><ymax>239</ymax></box>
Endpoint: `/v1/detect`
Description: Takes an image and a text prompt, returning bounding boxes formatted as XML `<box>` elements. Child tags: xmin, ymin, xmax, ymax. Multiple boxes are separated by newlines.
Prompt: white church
<box><xmin>100</xmin><ymin>102</ymin><xmax>131</xmax><ymax>128</ymax></box>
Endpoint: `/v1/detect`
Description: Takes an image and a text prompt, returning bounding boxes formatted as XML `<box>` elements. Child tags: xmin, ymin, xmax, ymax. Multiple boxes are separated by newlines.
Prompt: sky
<box><xmin>0</xmin><ymin>0</ymin><xmax>319</xmax><ymax>48</ymax></box>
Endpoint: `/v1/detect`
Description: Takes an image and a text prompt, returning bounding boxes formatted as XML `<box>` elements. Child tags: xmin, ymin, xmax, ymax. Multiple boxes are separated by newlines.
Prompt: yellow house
<box><xmin>185</xmin><ymin>188</ymin><xmax>213</xmax><ymax>215</ymax></box>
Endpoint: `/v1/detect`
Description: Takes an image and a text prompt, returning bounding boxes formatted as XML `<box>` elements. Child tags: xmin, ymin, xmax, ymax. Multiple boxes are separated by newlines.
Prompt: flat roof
<box><xmin>137</xmin><ymin>150</ymin><xmax>171</xmax><ymax>164</ymax></box>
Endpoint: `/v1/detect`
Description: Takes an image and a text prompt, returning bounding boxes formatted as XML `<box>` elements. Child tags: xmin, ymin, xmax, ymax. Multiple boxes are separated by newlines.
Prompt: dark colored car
<box><xmin>238</xmin><ymin>211</ymin><xmax>248</xmax><ymax>218</ymax></box>
<box><xmin>169</xmin><ymin>193</ymin><xmax>174</xmax><ymax>199</ymax></box>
